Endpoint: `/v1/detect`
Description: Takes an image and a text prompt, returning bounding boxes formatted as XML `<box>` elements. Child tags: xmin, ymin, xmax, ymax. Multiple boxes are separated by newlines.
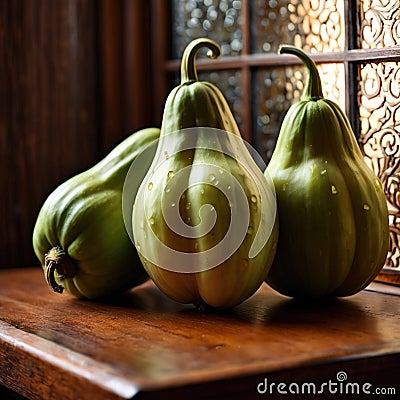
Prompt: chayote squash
<box><xmin>33</xmin><ymin>127</ymin><xmax>160</xmax><ymax>298</ymax></box>
<box><xmin>265</xmin><ymin>45</ymin><xmax>389</xmax><ymax>298</ymax></box>
<box><xmin>132</xmin><ymin>38</ymin><xmax>278</xmax><ymax>309</ymax></box>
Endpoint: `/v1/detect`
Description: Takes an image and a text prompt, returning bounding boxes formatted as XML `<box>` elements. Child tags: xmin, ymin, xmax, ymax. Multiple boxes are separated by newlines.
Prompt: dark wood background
<box><xmin>0</xmin><ymin>0</ymin><xmax>158</xmax><ymax>268</ymax></box>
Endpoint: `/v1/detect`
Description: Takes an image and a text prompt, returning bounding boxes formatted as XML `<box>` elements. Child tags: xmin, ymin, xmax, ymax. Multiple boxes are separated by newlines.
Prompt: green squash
<box><xmin>33</xmin><ymin>127</ymin><xmax>160</xmax><ymax>298</ymax></box>
<box><xmin>132</xmin><ymin>38</ymin><xmax>278</xmax><ymax>309</ymax></box>
<box><xmin>265</xmin><ymin>45</ymin><xmax>389</xmax><ymax>298</ymax></box>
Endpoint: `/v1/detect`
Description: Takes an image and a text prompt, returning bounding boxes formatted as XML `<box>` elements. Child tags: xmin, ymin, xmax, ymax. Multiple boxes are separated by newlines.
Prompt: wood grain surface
<box><xmin>0</xmin><ymin>0</ymin><xmax>156</xmax><ymax>269</ymax></box>
<box><xmin>0</xmin><ymin>267</ymin><xmax>399</xmax><ymax>399</ymax></box>
<box><xmin>0</xmin><ymin>0</ymin><xmax>99</xmax><ymax>268</ymax></box>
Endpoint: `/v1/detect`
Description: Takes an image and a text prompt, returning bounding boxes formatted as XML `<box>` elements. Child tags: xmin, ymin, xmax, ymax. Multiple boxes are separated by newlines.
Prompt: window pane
<box><xmin>171</xmin><ymin>0</ymin><xmax>244</xmax><ymax>59</ymax></box>
<box><xmin>254</xmin><ymin>63</ymin><xmax>345</xmax><ymax>161</ymax></box>
<box><xmin>360</xmin><ymin>0</ymin><xmax>400</xmax><ymax>48</ymax></box>
<box><xmin>359</xmin><ymin>61</ymin><xmax>400</xmax><ymax>269</ymax></box>
<box><xmin>253</xmin><ymin>66</ymin><xmax>302</xmax><ymax>161</ymax></box>
<box><xmin>198</xmin><ymin>69</ymin><xmax>244</xmax><ymax>129</ymax></box>
<box><xmin>318</xmin><ymin>63</ymin><xmax>346</xmax><ymax>109</ymax></box>
<box><xmin>251</xmin><ymin>0</ymin><xmax>345</xmax><ymax>54</ymax></box>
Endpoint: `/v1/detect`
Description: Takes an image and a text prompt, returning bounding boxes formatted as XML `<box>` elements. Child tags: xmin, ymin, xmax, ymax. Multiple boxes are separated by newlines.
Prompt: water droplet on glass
<box><xmin>247</xmin><ymin>226</ymin><xmax>254</xmax><ymax>235</ymax></box>
<box><xmin>165</xmin><ymin>188</ymin><xmax>170</xmax><ymax>193</ymax></box>
<box><xmin>186</xmin><ymin>216</ymin><xmax>191</xmax><ymax>223</ymax></box>
<box><xmin>363</xmin><ymin>203</ymin><xmax>370</xmax><ymax>211</ymax></box>
<box><xmin>137</xmin><ymin>244</ymin><xmax>141</xmax><ymax>251</ymax></box>
<box><xmin>331</xmin><ymin>185</ymin><xmax>338</xmax><ymax>194</ymax></box>
<box><xmin>171</xmin><ymin>202</ymin><xmax>176</xmax><ymax>207</ymax></box>
<box><xmin>321</xmin><ymin>169</ymin><xmax>327</xmax><ymax>175</ymax></box>
<box><xmin>251</xmin><ymin>195</ymin><xmax>258</xmax><ymax>204</ymax></box>
<box><xmin>219</xmin><ymin>169</ymin><xmax>224</xmax><ymax>174</ymax></box>
<box><xmin>167</xmin><ymin>171</ymin><xmax>174</xmax><ymax>179</ymax></box>
<box><xmin>186</xmin><ymin>202</ymin><xmax>191</xmax><ymax>210</ymax></box>
<box><xmin>282</xmin><ymin>182</ymin><xmax>288</xmax><ymax>191</ymax></box>
<box><xmin>149</xmin><ymin>217</ymin><xmax>155</xmax><ymax>225</ymax></box>
<box><xmin>227</xmin><ymin>185</ymin><xmax>231</xmax><ymax>190</ymax></box>
<box><xmin>194</xmin><ymin>242</ymin><xmax>199</xmax><ymax>250</ymax></box>
<box><xmin>200</xmin><ymin>188</ymin><xmax>205</xmax><ymax>195</ymax></box>
<box><xmin>147</xmin><ymin>182</ymin><xmax>153</xmax><ymax>191</ymax></box>
<box><xmin>164</xmin><ymin>150</ymin><xmax>169</xmax><ymax>160</ymax></box>
<box><xmin>209</xmin><ymin>174</ymin><xmax>216</xmax><ymax>183</ymax></box>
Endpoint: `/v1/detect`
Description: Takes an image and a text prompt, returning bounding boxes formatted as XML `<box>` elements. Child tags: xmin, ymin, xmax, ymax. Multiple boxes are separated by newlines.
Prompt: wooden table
<box><xmin>0</xmin><ymin>267</ymin><xmax>399</xmax><ymax>399</ymax></box>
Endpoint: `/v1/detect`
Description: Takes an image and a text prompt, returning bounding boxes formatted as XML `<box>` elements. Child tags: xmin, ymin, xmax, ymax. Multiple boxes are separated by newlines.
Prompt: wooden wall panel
<box><xmin>0</xmin><ymin>0</ymin><xmax>158</xmax><ymax>269</ymax></box>
<box><xmin>98</xmin><ymin>0</ymin><xmax>155</xmax><ymax>154</ymax></box>
<box><xmin>0</xmin><ymin>0</ymin><xmax>99</xmax><ymax>267</ymax></box>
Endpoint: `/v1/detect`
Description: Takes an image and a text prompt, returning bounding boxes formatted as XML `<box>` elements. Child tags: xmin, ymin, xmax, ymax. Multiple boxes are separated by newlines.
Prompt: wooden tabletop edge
<box><xmin>0</xmin><ymin>320</ymin><xmax>139</xmax><ymax>399</ymax></box>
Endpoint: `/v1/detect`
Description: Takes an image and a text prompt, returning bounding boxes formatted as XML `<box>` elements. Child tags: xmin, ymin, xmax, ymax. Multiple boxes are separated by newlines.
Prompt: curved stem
<box><xmin>278</xmin><ymin>45</ymin><xmax>323</xmax><ymax>100</ymax></box>
<box><xmin>44</xmin><ymin>247</ymin><xmax>77</xmax><ymax>294</ymax></box>
<box><xmin>181</xmin><ymin>38</ymin><xmax>221</xmax><ymax>84</ymax></box>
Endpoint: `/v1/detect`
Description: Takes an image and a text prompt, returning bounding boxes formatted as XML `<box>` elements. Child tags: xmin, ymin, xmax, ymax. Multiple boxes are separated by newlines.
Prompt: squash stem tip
<box><xmin>44</xmin><ymin>247</ymin><xmax>77</xmax><ymax>294</ymax></box>
<box><xmin>181</xmin><ymin>38</ymin><xmax>221</xmax><ymax>83</ymax></box>
<box><xmin>278</xmin><ymin>44</ymin><xmax>323</xmax><ymax>100</ymax></box>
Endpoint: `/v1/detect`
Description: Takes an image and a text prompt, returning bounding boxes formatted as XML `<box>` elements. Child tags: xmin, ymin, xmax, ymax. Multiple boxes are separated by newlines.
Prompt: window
<box><xmin>151</xmin><ymin>0</ymin><xmax>400</xmax><ymax>284</ymax></box>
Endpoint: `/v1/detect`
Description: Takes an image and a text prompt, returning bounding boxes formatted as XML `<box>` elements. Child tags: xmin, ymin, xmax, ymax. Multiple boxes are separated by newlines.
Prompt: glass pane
<box><xmin>251</xmin><ymin>0</ymin><xmax>345</xmax><ymax>54</ymax></box>
<box><xmin>359</xmin><ymin>62</ymin><xmax>400</xmax><ymax>269</ymax></box>
<box><xmin>360</xmin><ymin>0</ymin><xmax>400</xmax><ymax>48</ymax></box>
<box><xmin>253</xmin><ymin>66</ymin><xmax>302</xmax><ymax>161</ymax></box>
<box><xmin>318</xmin><ymin>63</ymin><xmax>346</xmax><ymax>109</ymax></box>
<box><xmin>198</xmin><ymin>69</ymin><xmax>244</xmax><ymax>129</ymax></box>
<box><xmin>171</xmin><ymin>0</ymin><xmax>244</xmax><ymax>59</ymax></box>
<box><xmin>254</xmin><ymin>63</ymin><xmax>345</xmax><ymax>162</ymax></box>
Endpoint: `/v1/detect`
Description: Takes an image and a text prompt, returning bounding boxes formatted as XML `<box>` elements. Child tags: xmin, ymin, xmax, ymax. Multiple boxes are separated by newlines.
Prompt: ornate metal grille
<box><xmin>358</xmin><ymin>0</ymin><xmax>400</xmax><ymax>274</ymax></box>
<box><xmin>251</xmin><ymin>0</ymin><xmax>344</xmax><ymax>53</ymax></box>
<box><xmin>359</xmin><ymin>66</ymin><xmax>400</xmax><ymax>270</ymax></box>
<box><xmin>360</xmin><ymin>0</ymin><xmax>400</xmax><ymax>48</ymax></box>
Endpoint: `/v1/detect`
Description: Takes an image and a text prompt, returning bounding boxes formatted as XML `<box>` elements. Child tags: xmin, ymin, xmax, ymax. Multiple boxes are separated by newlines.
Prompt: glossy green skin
<box><xmin>133</xmin><ymin>39</ymin><xmax>278</xmax><ymax>309</ymax></box>
<box><xmin>33</xmin><ymin>128</ymin><xmax>160</xmax><ymax>298</ymax></box>
<box><xmin>266</xmin><ymin>93</ymin><xmax>389</xmax><ymax>298</ymax></box>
